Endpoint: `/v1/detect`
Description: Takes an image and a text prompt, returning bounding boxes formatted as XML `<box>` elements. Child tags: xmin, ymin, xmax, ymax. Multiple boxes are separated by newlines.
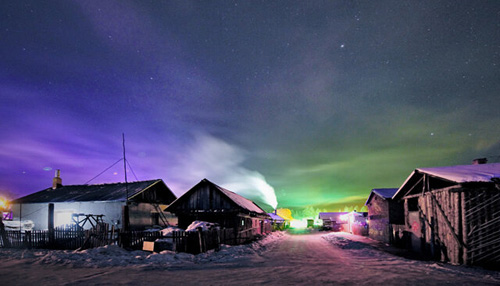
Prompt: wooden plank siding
<box><xmin>175</xmin><ymin>184</ymin><xmax>233</xmax><ymax>212</ymax></box>
<box><xmin>463</xmin><ymin>186</ymin><xmax>500</xmax><ymax>266</ymax></box>
<box><xmin>367</xmin><ymin>195</ymin><xmax>392</xmax><ymax>244</ymax></box>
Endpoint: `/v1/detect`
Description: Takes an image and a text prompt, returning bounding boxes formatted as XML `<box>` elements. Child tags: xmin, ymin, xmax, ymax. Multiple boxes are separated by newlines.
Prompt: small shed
<box><xmin>10</xmin><ymin>172</ymin><xmax>177</xmax><ymax>230</ymax></box>
<box><xmin>165</xmin><ymin>179</ymin><xmax>271</xmax><ymax>240</ymax></box>
<box><xmin>268</xmin><ymin>212</ymin><xmax>286</xmax><ymax>230</ymax></box>
<box><xmin>365</xmin><ymin>188</ymin><xmax>404</xmax><ymax>244</ymax></box>
<box><xmin>343</xmin><ymin>211</ymin><xmax>369</xmax><ymax>236</ymax></box>
<box><xmin>393</xmin><ymin>162</ymin><xmax>500</xmax><ymax>266</ymax></box>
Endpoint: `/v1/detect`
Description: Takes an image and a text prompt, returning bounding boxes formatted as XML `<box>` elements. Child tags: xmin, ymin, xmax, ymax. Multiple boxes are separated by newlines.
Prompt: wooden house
<box><xmin>165</xmin><ymin>179</ymin><xmax>271</xmax><ymax>239</ymax></box>
<box><xmin>365</xmin><ymin>188</ymin><xmax>404</xmax><ymax>244</ymax></box>
<box><xmin>268</xmin><ymin>212</ymin><xmax>286</xmax><ymax>230</ymax></box>
<box><xmin>392</xmin><ymin>162</ymin><xmax>500</xmax><ymax>266</ymax></box>
<box><xmin>318</xmin><ymin>212</ymin><xmax>349</xmax><ymax>231</ymax></box>
<box><xmin>10</xmin><ymin>171</ymin><xmax>177</xmax><ymax>230</ymax></box>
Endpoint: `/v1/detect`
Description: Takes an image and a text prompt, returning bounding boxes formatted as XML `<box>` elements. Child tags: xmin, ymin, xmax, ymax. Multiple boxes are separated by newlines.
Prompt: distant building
<box><xmin>393</xmin><ymin>162</ymin><xmax>500</xmax><ymax>266</ymax></box>
<box><xmin>318</xmin><ymin>212</ymin><xmax>349</xmax><ymax>231</ymax></box>
<box><xmin>165</xmin><ymin>179</ymin><xmax>271</xmax><ymax>241</ymax></box>
<box><xmin>10</xmin><ymin>171</ymin><xmax>177</xmax><ymax>230</ymax></box>
<box><xmin>365</xmin><ymin>188</ymin><xmax>404</xmax><ymax>244</ymax></box>
<box><xmin>268</xmin><ymin>212</ymin><xmax>286</xmax><ymax>230</ymax></box>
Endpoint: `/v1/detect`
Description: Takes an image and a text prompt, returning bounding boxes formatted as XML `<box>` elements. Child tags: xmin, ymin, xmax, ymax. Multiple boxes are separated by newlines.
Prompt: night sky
<box><xmin>1</xmin><ymin>1</ymin><xmax>499</xmax><ymax>212</ymax></box>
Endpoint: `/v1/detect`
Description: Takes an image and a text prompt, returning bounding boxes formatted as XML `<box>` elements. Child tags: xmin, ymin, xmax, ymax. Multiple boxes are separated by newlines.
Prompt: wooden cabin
<box><xmin>393</xmin><ymin>162</ymin><xmax>500</xmax><ymax>266</ymax></box>
<box><xmin>10</xmin><ymin>171</ymin><xmax>177</xmax><ymax>230</ymax></box>
<box><xmin>165</xmin><ymin>179</ymin><xmax>271</xmax><ymax>240</ymax></box>
<box><xmin>365</xmin><ymin>188</ymin><xmax>404</xmax><ymax>244</ymax></box>
<box><xmin>268</xmin><ymin>212</ymin><xmax>286</xmax><ymax>230</ymax></box>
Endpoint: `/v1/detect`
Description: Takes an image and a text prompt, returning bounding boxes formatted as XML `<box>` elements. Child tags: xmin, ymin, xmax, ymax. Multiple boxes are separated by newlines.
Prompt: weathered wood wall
<box><xmin>367</xmin><ymin>195</ymin><xmax>391</xmax><ymax>243</ymax></box>
<box><xmin>418</xmin><ymin>186</ymin><xmax>464</xmax><ymax>264</ymax></box>
<box><xmin>463</xmin><ymin>185</ymin><xmax>500</xmax><ymax>266</ymax></box>
<box><xmin>174</xmin><ymin>184</ymin><xmax>233</xmax><ymax>211</ymax></box>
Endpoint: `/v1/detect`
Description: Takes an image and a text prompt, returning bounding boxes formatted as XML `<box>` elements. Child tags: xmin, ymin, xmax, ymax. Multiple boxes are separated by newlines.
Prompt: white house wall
<box><xmin>10</xmin><ymin>201</ymin><xmax>124</xmax><ymax>230</ymax></box>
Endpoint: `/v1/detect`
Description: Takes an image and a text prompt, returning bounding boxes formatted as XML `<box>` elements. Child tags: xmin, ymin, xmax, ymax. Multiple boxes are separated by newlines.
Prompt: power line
<box><xmin>84</xmin><ymin>158</ymin><xmax>123</xmax><ymax>185</ymax></box>
<box><xmin>126</xmin><ymin>159</ymin><xmax>139</xmax><ymax>181</ymax></box>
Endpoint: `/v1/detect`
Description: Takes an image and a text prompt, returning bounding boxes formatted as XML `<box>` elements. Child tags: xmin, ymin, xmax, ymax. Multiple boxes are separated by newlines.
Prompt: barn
<box><xmin>365</xmin><ymin>188</ymin><xmax>404</xmax><ymax>244</ymax></box>
<box><xmin>165</xmin><ymin>179</ymin><xmax>271</xmax><ymax>239</ymax></box>
<box><xmin>392</xmin><ymin>162</ymin><xmax>500</xmax><ymax>266</ymax></box>
<box><xmin>9</xmin><ymin>171</ymin><xmax>177</xmax><ymax>231</ymax></box>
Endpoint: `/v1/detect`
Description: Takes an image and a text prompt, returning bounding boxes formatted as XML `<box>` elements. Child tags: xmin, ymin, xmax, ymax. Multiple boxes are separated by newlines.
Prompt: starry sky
<box><xmin>1</xmin><ymin>1</ymin><xmax>499</xmax><ymax>212</ymax></box>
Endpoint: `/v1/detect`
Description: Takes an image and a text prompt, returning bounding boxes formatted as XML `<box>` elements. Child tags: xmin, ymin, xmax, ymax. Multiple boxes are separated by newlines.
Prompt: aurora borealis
<box><xmin>1</xmin><ymin>1</ymin><xmax>499</xmax><ymax>212</ymax></box>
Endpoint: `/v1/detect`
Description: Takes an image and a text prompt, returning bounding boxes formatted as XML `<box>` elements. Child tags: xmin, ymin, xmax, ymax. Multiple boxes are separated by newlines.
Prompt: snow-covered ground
<box><xmin>1</xmin><ymin>231</ymin><xmax>499</xmax><ymax>285</ymax></box>
<box><xmin>0</xmin><ymin>231</ymin><xmax>286</xmax><ymax>269</ymax></box>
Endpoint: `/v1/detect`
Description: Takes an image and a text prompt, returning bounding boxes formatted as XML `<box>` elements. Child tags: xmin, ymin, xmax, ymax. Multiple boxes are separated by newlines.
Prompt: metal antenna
<box><xmin>123</xmin><ymin>133</ymin><xmax>128</xmax><ymax>201</ymax></box>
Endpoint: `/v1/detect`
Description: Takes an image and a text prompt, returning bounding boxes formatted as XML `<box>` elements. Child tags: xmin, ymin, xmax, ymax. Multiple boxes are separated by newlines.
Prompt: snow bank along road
<box><xmin>1</xmin><ymin>232</ymin><xmax>499</xmax><ymax>285</ymax></box>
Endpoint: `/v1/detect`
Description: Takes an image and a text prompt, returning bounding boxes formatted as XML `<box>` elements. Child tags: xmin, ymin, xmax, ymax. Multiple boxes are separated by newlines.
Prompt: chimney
<box><xmin>52</xmin><ymin>169</ymin><xmax>62</xmax><ymax>189</ymax></box>
<box><xmin>472</xmin><ymin>158</ymin><xmax>488</xmax><ymax>165</ymax></box>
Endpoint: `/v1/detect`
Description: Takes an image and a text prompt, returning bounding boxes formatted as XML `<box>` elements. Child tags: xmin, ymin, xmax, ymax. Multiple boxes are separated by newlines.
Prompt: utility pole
<box><xmin>123</xmin><ymin>133</ymin><xmax>128</xmax><ymax>201</ymax></box>
<box><xmin>122</xmin><ymin>133</ymin><xmax>130</xmax><ymax>233</ymax></box>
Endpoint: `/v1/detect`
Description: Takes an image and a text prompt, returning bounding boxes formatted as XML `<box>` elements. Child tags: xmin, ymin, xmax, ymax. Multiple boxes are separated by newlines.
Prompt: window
<box><xmin>408</xmin><ymin>198</ymin><xmax>419</xmax><ymax>212</ymax></box>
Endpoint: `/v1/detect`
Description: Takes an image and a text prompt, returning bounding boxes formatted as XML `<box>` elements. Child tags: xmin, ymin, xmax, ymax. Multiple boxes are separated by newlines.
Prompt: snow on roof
<box><xmin>372</xmin><ymin>188</ymin><xmax>399</xmax><ymax>198</ymax></box>
<box><xmin>12</xmin><ymin>180</ymin><xmax>168</xmax><ymax>203</ymax></box>
<box><xmin>417</xmin><ymin>163</ymin><xmax>500</xmax><ymax>183</ymax></box>
<box><xmin>267</xmin><ymin>213</ymin><xmax>285</xmax><ymax>222</ymax></box>
<box><xmin>365</xmin><ymin>188</ymin><xmax>398</xmax><ymax>205</ymax></box>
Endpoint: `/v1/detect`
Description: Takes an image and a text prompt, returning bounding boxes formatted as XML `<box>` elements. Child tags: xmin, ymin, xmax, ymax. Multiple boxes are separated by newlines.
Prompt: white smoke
<box><xmin>178</xmin><ymin>133</ymin><xmax>278</xmax><ymax>210</ymax></box>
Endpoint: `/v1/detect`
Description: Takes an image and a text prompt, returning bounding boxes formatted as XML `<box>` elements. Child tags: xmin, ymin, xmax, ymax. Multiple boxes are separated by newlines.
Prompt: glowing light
<box><xmin>0</xmin><ymin>198</ymin><xmax>9</xmax><ymax>211</ymax></box>
<box><xmin>339</xmin><ymin>214</ymin><xmax>348</xmax><ymax>222</ymax></box>
<box><xmin>290</xmin><ymin>219</ymin><xmax>307</xmax><ymax>229</ymax></box>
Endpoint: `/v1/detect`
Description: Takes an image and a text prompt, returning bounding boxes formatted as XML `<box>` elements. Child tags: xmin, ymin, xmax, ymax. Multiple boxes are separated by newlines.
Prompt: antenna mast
<box><xmin>123</xmin><ymin>133</ymin><xmax>128</xmax><ymax>201</ymax></box>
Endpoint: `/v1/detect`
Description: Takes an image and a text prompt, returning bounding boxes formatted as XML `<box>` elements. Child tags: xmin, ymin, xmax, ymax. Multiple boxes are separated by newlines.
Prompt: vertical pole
<box><xmin>48</xmin><ymin>203</ymin><xmax>55</xmax><ymax>247</ymax></box>
<box><xmin>123</xmin><ymin>133</ymin><xmax>128</xmax><ymax>202</ymax></box>
<box><xmin>0</xmin><ymin>211</ymin><xmax>10</xmax><ymax>247</ymax></box>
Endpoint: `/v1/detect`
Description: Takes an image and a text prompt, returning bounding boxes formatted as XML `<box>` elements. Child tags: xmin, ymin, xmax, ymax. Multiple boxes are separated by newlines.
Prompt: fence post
<box><xmin>48</xmin><ymin>203</ymin><xmax>55</xmax><ymax>247</ymax></box>
<box><xmin>0</xmin><ymin>214</ymin><xmax>10</xmax><ymax>247</ymax></box>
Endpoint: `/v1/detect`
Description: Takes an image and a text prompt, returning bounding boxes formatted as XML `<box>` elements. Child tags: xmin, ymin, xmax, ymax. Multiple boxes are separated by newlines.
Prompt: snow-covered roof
<box><xmin>393</xmin><ymin>163</ymin><xmax>500</xmax><ymax>200</ymax></box>
<box><xmin>12</xmin><ymin>179</ymin><xmax>175</xmax><ymax>204</ymax></box>
<box><xmin>365</xmin><ymin>188</ymin><xmax>398</xmax><ymax>205</ymax></box>
<box><xmin>267</xmin><ymin>212</ymin><xmax>285</xmax><ymax>222</ymax></box>
<box><xmin>417</xmin><ymin>163</ymin><xmax>500</xmax><ymax>183</ymax></box>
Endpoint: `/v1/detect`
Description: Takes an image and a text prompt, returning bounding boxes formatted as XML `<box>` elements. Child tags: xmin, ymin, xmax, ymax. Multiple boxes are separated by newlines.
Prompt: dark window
<box><xmin>408</xmin><ymin>198</ymin><xmax>419</xmax><ymax>212</ymax></box>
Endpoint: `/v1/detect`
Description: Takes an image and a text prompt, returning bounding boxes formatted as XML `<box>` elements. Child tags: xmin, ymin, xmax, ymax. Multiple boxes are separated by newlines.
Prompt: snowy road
<box><xmin>1</xmin><ymin>232</ymin><xmax>499</xmax><ymax>285</ymax></box>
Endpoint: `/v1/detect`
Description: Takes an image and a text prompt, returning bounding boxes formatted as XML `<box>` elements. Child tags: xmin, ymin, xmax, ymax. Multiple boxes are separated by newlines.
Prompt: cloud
<box><xmin>175</xmin><ymin>133</ymin><xmax>278</xmax><ymax>209</ymax></box>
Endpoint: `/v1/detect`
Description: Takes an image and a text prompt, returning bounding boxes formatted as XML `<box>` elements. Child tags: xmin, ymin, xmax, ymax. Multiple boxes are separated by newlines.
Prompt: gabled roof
<box><xmin>12</xmin><ymin>179</ymin><xmax>170</xmax><ymax>204</ymax></box>
<box><xmin>417</xmin><ymin>163</ymin><xmax>500</xmax><ymax>183</ymax></box>
<box><xmin>393</xmin><ymin>163</ymin><xmax>500</xmax><ymax>200</ymax></box>
<box><xmin>365</xmin><ymin>188</ymin><xmax>398</xmax><ymax>205</ymax></box>
<box><xmin>166</xmin><ymin>179</ymin><xmax>268</xmax><ymax>215</ymax></box>
<box><xmin>268</xmin><ymin>212</ymin><xmax>285</xmax><ymax>222</ymax></box>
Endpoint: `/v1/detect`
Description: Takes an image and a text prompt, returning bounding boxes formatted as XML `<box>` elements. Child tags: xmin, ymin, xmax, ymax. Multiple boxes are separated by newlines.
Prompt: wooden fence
<box><xmin>0</xmin><ymin>224</ymin><xmax>116</xmax><ymax>250</ymax></box>
<box><xmin>1</xmin><ymin>226</ymin><xmax>268</xmax><ymax>254</ymax></box>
